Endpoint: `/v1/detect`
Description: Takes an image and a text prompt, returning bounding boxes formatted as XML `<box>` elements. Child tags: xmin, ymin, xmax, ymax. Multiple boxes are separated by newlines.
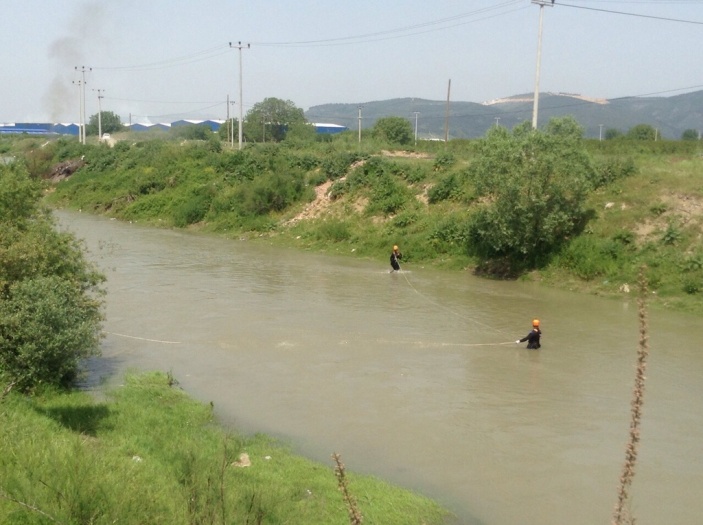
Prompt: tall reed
<box><xmin>332</xmin><ymin>453</ymin><xmax>363</xmax><ymax>525</ymax></box>
<box><xmin>612</xmin><ymin>267</ymin><xmax>650</xmax><ymax>525</ymax></box>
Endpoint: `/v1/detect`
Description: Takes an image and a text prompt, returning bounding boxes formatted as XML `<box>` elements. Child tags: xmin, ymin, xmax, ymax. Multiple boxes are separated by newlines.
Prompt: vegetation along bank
<box><xmin>0</xmin><ymin>160</ymin><xmax>452</xmax><ymax>524</ymax></box>
<box><xmin>1</xmin><ymin>111</ymin><xmax>701</xmax><ymax>522</ymax></box>
<box><xmin>23</xmin><ymin>115</ymin><xmax>703</xmax><ymax>315</ymax></box>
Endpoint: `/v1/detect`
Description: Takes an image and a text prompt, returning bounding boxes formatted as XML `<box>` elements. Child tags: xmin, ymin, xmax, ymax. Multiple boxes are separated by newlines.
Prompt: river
<box><xmin>56</xmin><ymin>210</ymin><xmax>703</xmax><ymax>525</ymax></box>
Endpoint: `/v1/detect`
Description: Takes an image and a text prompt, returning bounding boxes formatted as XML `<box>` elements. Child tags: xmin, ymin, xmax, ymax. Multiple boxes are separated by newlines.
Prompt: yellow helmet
<box><xmin>532</xmin><ymin>319</ymin><xmax>540</xmax><ymax>327</ymax></box>
<box><xmin>393</xmin><ymin>245</ymin><xmax>399</xmax><ymax>251</ymax></box>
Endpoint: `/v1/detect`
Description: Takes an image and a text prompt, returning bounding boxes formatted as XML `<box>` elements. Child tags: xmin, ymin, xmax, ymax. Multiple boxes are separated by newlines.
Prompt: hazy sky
<box><xmin>2</xmin><ymin>0</ymin><xmax>702</xmax><ymax>124</ymax></box>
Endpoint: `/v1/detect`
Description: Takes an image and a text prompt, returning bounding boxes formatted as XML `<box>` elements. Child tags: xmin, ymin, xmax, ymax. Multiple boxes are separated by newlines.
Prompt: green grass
<box><xmin>0</xmin><ymin>372</ymin><xmax>451</xmax><ymax>524</ymax></box>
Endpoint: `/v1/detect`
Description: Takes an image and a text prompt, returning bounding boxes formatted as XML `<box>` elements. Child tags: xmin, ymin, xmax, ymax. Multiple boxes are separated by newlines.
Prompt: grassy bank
<box><xmin>0</xmin><ymin>372</ymin><xmax>451</xmax><ymax>524</ymax></box>
<box><xmin>7</xmin><ymin>131</ymin><xmax>703</xmax><ymax>315</ymax></box>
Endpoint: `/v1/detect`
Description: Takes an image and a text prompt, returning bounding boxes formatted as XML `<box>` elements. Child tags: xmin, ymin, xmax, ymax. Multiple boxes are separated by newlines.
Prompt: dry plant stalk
<box><xmin>1</xmin><ymin>381</ymin><xmax>16</xmax><ymax>401</ymax></box>
<box><xmin>0</xmin><ymin>488</ymin><xmax>63</xmax><ymax>524</ymax></box>
<box><xmin>332</xmin><ymin>453</ymin><xmax>363</xmax><ymax>525</ymax></box>
<box><xmin>612</xmin><ymin>267</ymin><xmax>650</xmax><ymax>525</ymax></box>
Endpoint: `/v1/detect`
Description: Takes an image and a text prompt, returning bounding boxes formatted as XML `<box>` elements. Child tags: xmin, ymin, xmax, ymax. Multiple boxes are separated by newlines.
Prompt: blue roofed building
<box><xmin>313</xmin><ymin>123</ymin><xmax>348</xmax><ymax>134</ymax></box>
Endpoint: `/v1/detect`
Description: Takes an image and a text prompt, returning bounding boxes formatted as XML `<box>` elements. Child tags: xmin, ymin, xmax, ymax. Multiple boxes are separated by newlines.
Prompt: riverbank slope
<box><xmin>34</xmin><ymin>133</ymin><xmax>702</xmax><ymax>315</ymax></box>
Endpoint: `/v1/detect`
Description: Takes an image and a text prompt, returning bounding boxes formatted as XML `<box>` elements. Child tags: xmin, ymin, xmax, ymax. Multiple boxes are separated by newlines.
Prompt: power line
<box><xmin>558</xmin><ymin>2</ymin><xmax>703</xmax><ymax>24</ymax></box>
<box><xmin>253</xmin><ymin>1</ymin><xmax>526</xmax><ymax>47</ymax></box>
<box><xmin>92</xmin><ymin>44</ymin><xmax>230</xmax><ymax>72</ymax></box>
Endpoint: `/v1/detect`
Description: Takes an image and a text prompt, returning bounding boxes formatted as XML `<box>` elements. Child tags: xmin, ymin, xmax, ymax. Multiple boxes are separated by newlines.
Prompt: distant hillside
<box><xmin>305</xmin><ymin>90</ymin><xmax>703</xmax><ymax>140</ymax></box>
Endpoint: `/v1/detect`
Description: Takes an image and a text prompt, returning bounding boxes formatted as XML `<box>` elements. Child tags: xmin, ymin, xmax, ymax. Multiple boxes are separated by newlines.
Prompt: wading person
<box><xmin>516</xmin><ymin>319</ymin><xmax>542</xmax><ymax>349</ymax></box>
<box><xmin>390</xmin><ymin>245</ymin><xmax>402</xmax><ymax>272</ymax></box>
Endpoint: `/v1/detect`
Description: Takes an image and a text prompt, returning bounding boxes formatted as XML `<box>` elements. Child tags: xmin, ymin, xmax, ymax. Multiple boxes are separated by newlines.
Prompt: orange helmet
<box><xmin>532</xmin><ymin>319</ymin><xmax>540</xmax><ymax>327</ymax></box>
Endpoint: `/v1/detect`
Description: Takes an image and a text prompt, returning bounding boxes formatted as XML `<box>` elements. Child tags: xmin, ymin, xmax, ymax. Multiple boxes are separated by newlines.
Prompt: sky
<box><xmin>2</xmin><ymin>0</ymin><xmax>703</xmax><ymax>125</ymax></box>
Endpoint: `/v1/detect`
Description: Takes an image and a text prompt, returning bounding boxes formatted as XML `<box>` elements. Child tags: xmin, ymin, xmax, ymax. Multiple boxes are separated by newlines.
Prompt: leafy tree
<box><xmin>626</xmin><ymin>124</ymin><xmax>656</xmax><ymax>141</ymax></box>
<box><xmin>681</xmin><ymin>129</ymin><xmax>699</xmax><ymax>141</ymax></box>
<box><xmin>244</xmin><ymin>98</ymin><xmax>306</xmax><ymax>143</ymax></box>
<box><xmin>284</xmin><ymin>121</ymin><xmax>318</xmax><ymax>144</ymax></box>
<box><xmin>605</xmin><ymin>128</ymin><xmax>623</xmax><ymax>140</ymax></box>
<box><xmin>466</xmin><ymin>117</ymin><xmax>595</xmax><ymax>268</ymax></box>
<box><xmin>372</xmin><ymin>116</ymin><xmax>414</xmax><ymax>146</ymax></box>
<box><xmin>0</xmin><ymin>163</ymin><xmax>104</xmax><ymax>392</ymax></box>
<box><xmin>86</xmin><ymin>111</ymin><xmax>123</xmax><ymax>136</ymax></box>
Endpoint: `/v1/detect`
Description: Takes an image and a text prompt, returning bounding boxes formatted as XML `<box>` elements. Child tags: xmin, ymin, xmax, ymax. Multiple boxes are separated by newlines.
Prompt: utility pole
<box><xmin>531</xmin><ymin>0</ymin><xmax>554</xmax><ymax>129</ymax></box>
<box><xmin>75</xmin><ymin>66</ymin><xmax>91</xmax><ymax>144</ymax></box>
<box><xmin>444</xmin><ymin>79</ymin><xmax>451</xmax><ymax>143</ymax></box>
<box><xmin>599</xmin><ymin>124</ymin><xmax>604</xmax><ymax>141</ymax></box>
<box><xmin>413</xmin><ymin>111</ymin><xmax>420</xmax><ymax>146</ymax></box>
<box><xmin>495</xmin><ymin>116</ymin><xmax>501</xmax><ymax>127</ymax></box>
<box><xmin>229</xmin><ymin>42</ymin><xmax>250</xmax><ymax>150</ymax></box>
<box><xmin>73</xmin><ymin>80</ymin><xmax>83</xmax><ymax>143</ymax></box>
<box><xmin>358</xmin><ymin>106</ymin><xmax>362</xmax><ymax>144</ymax></box>
<box><xmin>94</xmin><ymin>89</ymin><xmax>104</xmax><ymax>139</ymax></box>
<box><xmin>226</xmin><ymin>94</ymin><xmax>236</xmax><ymax>148</ymax></box>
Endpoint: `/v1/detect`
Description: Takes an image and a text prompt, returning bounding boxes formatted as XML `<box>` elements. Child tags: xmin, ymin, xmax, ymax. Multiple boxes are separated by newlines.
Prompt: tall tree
<box><xmin>681</xmin><ymin>129</ymin><xmax>699</xmax><ymax>141</ymax></box>
<box><xmin>372</xmin><ymin>116</ymin><xmax>414</xmax><ymax>146</ymax></box>
<box><xmin>626</xmin><ymin>124</ymin><xmax>656</xmax><ymax>141</ymax></box>
<box><xmin>466</xmin><ymin>117</ymin><xmax>595</xmax><ymax>269</ymax></box>
<box><xmin>244</xmin><ymin>98</ymin><xmax>306</xmax><ymax>142</ymax></box>
<box><xmin>86</xmin><ymin>111</ymin><xmax>124</xmax><ymax>136</ymax></box>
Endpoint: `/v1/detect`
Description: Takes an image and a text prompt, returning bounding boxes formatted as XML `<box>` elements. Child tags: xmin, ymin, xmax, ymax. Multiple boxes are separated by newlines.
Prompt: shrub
<box><xmin>465</xmin><ymin>119</ymin><xmax>594</xmax><ymax>266</ymax></box>
<box><xmin>682</xmin><ymin>278</ymin><xmax>701</xmax><ymax>295</ymax></box>
<box><xmin>650</xmin><ymin>203</ymin><xmax>668</xmax><ymax>216</ymax></box>
<box><xmin>1</xmin><ymin>164</ymin><xmax>104</xmax><ymax>392</ymax></box>
<box><xmin>428</xmin><ymin>172</ymin><xmax>463</xmax><ymax>203</ymax></box>
<box><xmin>433</xmin><ymin>151</ymin><xmax>455</xmax><ymax>172</ymax></box>
<box><xmin>314</xmin><ymin>219</ymin><xmax>352</xmax><ymax>242</ymax></box>
<box><xmin>372</xmin><ymin>117</ymin><xmax>413</xmax><ymax>146</ymax></box>
<box><xmin>235</xmin><ymin>170</ymin><xmax>308</xmax><ymax>216</ymax></box>
<box><xmin>0</xmin><ymin>276</ymin><xmax>103</xmax><ymax>391</ymax></box>
<box><xmin>321</xmin><ymin>152</ymin><xmax>362</xmax><ymax>180</ymax></box>
<box><xmin>428</xmin><ymin>214</ymin><xmax>470</xmax><ymax>247</ymax></box>
<box><xmin>173</xmin><ymin>193</ymin><xmax>212</xmax><ymax>227</ymax></box>
<box><xmin>661</xmin><ymin>223</ymin><xmax>681</xmax><ymax>245</ymax></box>
<box><xmin>591</xmin><ymin>157</ymin><xmax>637</xmax><ymax>188</ymax></box>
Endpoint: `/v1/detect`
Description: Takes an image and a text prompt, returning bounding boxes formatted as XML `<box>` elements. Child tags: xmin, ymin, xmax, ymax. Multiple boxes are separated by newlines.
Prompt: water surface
<box><xmin>58</xmin><ymin>210</ymin><xmax>703</xmax><ymax>525</ymax></box>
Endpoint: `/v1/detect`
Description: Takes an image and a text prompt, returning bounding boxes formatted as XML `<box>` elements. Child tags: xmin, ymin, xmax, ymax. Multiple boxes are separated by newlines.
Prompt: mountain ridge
<box><xmin>305</xmin><ymin>90</ymin><xmax>703</xmax><ymax>140</ymax></box>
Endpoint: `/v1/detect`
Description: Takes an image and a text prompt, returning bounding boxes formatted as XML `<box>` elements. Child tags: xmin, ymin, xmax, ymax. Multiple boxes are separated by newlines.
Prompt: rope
<box><xmin>394</xmin><ymin>264</ymin><xmax>507</xmax><ymax>336</ymax></box>
<box><xmin>375</xmin><ymin>338</ymin><xmax>515</xmax><ymax>348</ymax></box>
<box><xmin>106</xmin><ymin>331</ymin><xmax>181</xmax><ymax>344</ymax></box>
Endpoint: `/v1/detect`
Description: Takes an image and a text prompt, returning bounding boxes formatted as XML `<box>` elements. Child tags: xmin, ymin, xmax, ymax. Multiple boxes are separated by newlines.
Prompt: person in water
<box><xmin>516</xmin><ymin>319</ymin><xmax>542</xmax><ymax>349</ymax></box>
<box><xmin>390</xmin><ymin>245</ymin><xmax>402</xmax><ymax>272</ymax></box>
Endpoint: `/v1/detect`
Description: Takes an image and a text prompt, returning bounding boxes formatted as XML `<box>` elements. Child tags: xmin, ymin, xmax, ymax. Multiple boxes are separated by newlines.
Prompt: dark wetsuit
<box><xmin>390</xmin><ymin>251</ymin><xmax>402</xmax><ymax>271</ymax></box>
<box><xmin>519</xmin><ymin>328</ymin><xmax>542</xmax><ymax>349</ymax></box>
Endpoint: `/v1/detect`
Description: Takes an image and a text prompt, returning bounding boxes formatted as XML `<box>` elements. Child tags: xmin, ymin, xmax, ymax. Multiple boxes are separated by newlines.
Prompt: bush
<box><xmin>0</xmin><ymin>163</ymin><xmax>104</xmax><ymax>392</ymax></box>
<box><xmin>465</xmin><ymin>118</ymin><xmax>594</xmax><ymax>267</ymax></box>
<box><xmin>235</xmin><ymin>170</ymin><xmax>309</xmax><ymax>216</ymax></box>
<box><xmin>428</xmin><ymin>172</ymin><xmax>464</xmax><ymax>203</ymax></box>
<box><xmin>433</xmin><ymin>151</ymin><xmax>455</xmax><ymax>172</ymax></box>
<box><xmin>0</xmin><ymin>276</ymin><xmax>103</xmax><ymax>391</ymax></box>
<box><xmin>591</xmin><ymin>157</ymin><xmax>637</xmax><ymax>188</ymax></box>
<box><xmin>372</xmin><ymin>117</ymin><xmax>414</xmax><ymax>146</ymax></box>
<box><xmin>321</xmin><ymin>152</ymin><xmax>362</xmax><ymax>180</ymax></box>
<box><xmin>173</xmin><ymin>193</ymin><xmax>212</xmax><ymax>227</ymax></box>
<box><xmin>314</xmin><ymin>219</ymin><xmax>352</xmax><ymax>242</ymax></box>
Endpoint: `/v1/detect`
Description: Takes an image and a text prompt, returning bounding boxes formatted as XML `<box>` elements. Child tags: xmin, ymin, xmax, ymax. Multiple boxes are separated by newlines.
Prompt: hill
<box><xmin>305</xmin><ymin>90</ymin><xmax>703</xmax><ymax>140</ymax></box>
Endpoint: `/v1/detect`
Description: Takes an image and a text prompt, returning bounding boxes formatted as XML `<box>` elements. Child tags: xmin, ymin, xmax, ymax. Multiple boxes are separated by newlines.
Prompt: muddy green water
<box><xmin>58</xmin><ymin>210</ymin><xmax>703</xmax><ymax>525</ymax></box>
